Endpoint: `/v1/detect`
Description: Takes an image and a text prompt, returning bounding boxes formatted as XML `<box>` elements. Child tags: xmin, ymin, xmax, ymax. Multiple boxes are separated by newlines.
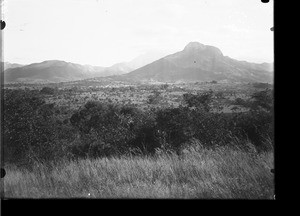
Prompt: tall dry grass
<box><xmin>3</xmin><ymin>141</ymin><xmax>274</xmax><ymax>199</ymax></box>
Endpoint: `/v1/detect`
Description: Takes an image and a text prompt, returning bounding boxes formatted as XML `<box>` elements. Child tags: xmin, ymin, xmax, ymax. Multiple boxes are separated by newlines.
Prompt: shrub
<box><xmin>182</xmin><ymin>90</ymin><xmax>213</xmax><ymax>112</ymax></box>
<box><xmin>234</xmin><ymin>97</ymin><xmax>245</xmax><ymax>106</ymax></box>
<box><xmin>4</xmin><ymin>88</ymin><xmax>273</xmax><ymax>167</ymax></box>
<box><xmin>147</xmin><ymin>91</ymin><xmax>162</xmax><ymax>104</ymax></box>
<box><xmin>70</xmin><ymin>101</ymin><xmax>148</xmax><ymax>156</ymax></box>
<box><xmin>250</xmin><ymin>89</ymin><xmax>273</xmax><ymax>112</ymax></box>
<box><xmin>252</xmin><ymin>82</ymin><xmax>271</xmax><ymax>89</ymax></box>
<box><xmin>155</xmin><ymin>106</ymin><xmax>195</xmax><ymax>152</ymax></box>
<box><xmin>3</xmin><ymin>89</ymin><xmax>76</xmax><ymax>167</ymax></box>
<box><xmin>154</xmin><ymin>105</ymin><xmax>273</xmax><ymax>151</ymax></box>
<box><xmin>40</xmin><ymin>87</ymin><xmax>56</xmax><ymax>95</ymax></box>
<box><xmin>230</xmin><ymin>110</ymin><xmax>273</xmax><ymax>151</ymax></box>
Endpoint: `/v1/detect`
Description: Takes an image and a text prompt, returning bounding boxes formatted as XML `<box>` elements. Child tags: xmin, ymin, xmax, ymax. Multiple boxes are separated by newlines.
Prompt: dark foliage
<box><xmin>182</xmin><ymin>91</ymin><xmax>213</xmax><ymax>111</ymax></box>
<box><xmin>147</xmin><ymin>91</ymin><xmax>162</xmax><ymax>105</ymax></box>
<box><xmin>250</xmin><ymin>89</ymin><xmax>273</xmax><ymax>112</ymax></box>
<box><xmin>155</xmin><ymin>107</ymin><xmax>194</xmax><ymax>152</ymax></box>
<box><xmin>40</xmin><ymin>87</ymin><xmax>56</xmax><ymax>95</ymax></box>
<box><xmin>252</xmin><ymin>82</ymin><xmax>271</xmax><ymax>89</ymax></box>
<box><xmin>70</xmin><ymin>101</ymin><xmax>157</xmax><ymax>157</ymax></box>
<box><xmin>3</xmin><ymin>88</ymin><xmax>274</xmax><ymax>168</ymax></box>
<box><xmin>3</xmin><ymin>89</ymin><xmax>76</xmax><ymax>167</ymax></box>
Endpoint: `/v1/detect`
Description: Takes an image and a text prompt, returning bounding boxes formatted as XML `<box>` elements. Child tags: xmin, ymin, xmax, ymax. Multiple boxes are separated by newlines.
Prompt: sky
<box><xmin>2</xmin><ymin>0</ymin><xmax>273</xmax><ymax>66</ymax></box>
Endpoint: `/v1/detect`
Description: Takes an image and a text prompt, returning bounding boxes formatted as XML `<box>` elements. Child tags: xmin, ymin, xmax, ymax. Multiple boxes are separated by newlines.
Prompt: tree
<box><xmin>155</xmin><ymin>107</ymin><xmax>194</xmax><ymax>152</ymax></box>
<box><xmin>3</xmin><ymin>90</ymin><xmax>55</xmax><ymax>165</ymax></box>
<box><xmin>40</xmin><ymin>86</ymin><xmax>56</xmax><ymax>95</ymax></box>
<box><xmin>250</xmin><ymin>89</ymin><xmax>273</xmax><ymax>112</ymax></box>
<box><xmin>70</xmin><ymin>101</ymin><xmax>141</xmax><ymax>156</ymax></box>
<box><xmin>182</xmin><ymin>90</ymin><xmax>214</xmax><ymax>112</ymax></box>
<box><xmin>147</xmin><ymin>90</ymin><xmax>162</xmax><ymax>105</ymax></box>
<box><xmin>3</xmin><ymin>89</ymin><xmax>76</xmax><ymax>166</ymax></box>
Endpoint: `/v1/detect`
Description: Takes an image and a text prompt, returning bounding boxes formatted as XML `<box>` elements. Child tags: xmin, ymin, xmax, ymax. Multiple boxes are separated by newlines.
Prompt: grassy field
<box><xmin>3</xmin><ymin>142</ymin><xmax>274</xmax><ymax>199</ymax></box>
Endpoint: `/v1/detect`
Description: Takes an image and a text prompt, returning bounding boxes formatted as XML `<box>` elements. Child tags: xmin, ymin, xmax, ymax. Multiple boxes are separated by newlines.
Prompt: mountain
<box><xmin>122</xmin><ymin>42</ymin><xmax>273</xmax><ymax>83</ymax></box>
<box><xmin>258</xmin><ymin>62</ymin><xmax>273</xmax><ymax>72</ymax></box>
<box><xmin>4</xmin><ymin>60</ymin><xmax>107</xmax><ymax>83</ymax></box>
<box><xmin>100</xmin><ymin>50</ymin><xmax>173</xmax><ymax>76</ymax></box>
<box><xmin>3</xmin><ymin>62</ymin><xmax>24</xmax><ymax>70</ymax></box>
<box><xmin>126</xmin><ymin>50</ymin><xmax>172</xmax><ymax>69</ymax></box>
<box><xmin>3</xmin><ymin>43</ymin><xmax>273</xmax><ymax>83</ymax></box>
<box><xmin>99</xmin><ymin>62</ymin><xmax>134</xmax><ymax>77</ymax></box>
<box><xmin>3</xmin><ymin>51</ymin><xmax>170</xmax><ymax>83</ymax></box>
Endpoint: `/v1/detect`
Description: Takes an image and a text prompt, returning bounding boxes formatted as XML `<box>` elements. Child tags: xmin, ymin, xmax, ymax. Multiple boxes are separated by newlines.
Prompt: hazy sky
<box><xmin>2</xmin><ymin>0</ymin><xmax>273</xmax><ymax>66</ymax></box>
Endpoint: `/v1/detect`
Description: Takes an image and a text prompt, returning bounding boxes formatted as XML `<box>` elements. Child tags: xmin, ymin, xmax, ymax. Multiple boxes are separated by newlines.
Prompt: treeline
<box><xmin>3</xmin><ymin>88</ymin><xmax>273</xmax><ymax>168</ymax></box>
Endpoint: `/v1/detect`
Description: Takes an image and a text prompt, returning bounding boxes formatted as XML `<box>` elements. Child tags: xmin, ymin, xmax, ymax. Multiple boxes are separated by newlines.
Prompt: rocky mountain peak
<box><xmin>183</xmin><ymin>42</ymin><xmax>206</xmax><ymax>51</ymax></box>
<box><xmin>183</xmin><ymin>42</ymin><xmax>223</xmax><ymax>57</ymax></box>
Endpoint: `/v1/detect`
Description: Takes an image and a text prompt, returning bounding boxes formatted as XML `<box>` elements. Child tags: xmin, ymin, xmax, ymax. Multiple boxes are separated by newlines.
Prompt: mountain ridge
<box><xmin>3</xmin><ymin>42</ymin><xmax>273</xmax><ymax>83</ymax></box>
<box><xmin>121</xmin><ymin>42</ymin><xmax>273</xmax><ymax>83</ymax></box>
<box><xmin>3</xmin><ymin>50</ymin><xmax>173</xmax><ymax>83</ymax></box>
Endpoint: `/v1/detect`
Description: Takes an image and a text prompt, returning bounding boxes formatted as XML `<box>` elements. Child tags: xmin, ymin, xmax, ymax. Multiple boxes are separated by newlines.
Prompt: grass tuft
<box><xmin>4</xmin><ymin>141</ymin><xmax>274</xmax><ymax>199</ymax></box>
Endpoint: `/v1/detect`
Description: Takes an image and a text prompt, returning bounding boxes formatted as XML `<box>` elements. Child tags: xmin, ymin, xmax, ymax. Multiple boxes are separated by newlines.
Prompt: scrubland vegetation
<box><xmin>4</xmin><ymin>142</ymin><xmax>273</xmax><ymax>199</ymax></box>
<box><xmin>2</xmin><ymin>81</ymin><xmax>274</xmax><ymax>199</ymax></box>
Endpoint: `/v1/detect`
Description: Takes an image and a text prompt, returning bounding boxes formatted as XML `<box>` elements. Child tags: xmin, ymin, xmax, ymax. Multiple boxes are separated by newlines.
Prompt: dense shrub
<box><xmin>155</xmin><ymin>106</ymin><xmax>194</xmax><ymax>152</ymax></box>
<box><xmin>154</xmin><ymin>104</ymin><xmax>273</xmax><ymax>151</ymax></box>
<box><xmin>234</xmin><ymin>97</ymin><xmax>246</xmax><ymax>106</ymax></box>
<box><xmin>250</xmin><ymin>89</ymin><xmax>273</xmax><ymax>112</ymax></box>
<box><xmin>3</xmin><ymin>89</ymin><xmax>76</xmax><ymax>167</ymax></box>
<box><xmin>182</xmin><ymin>90</ymin><xmax>213</xmax><ymax>111</ymax></box>
<box><xmin>4</xmin><ymin>90</ymin><xmax>45</xmax><ymax>165</ymax></box>
<box><xmin>147</xmin><ymin>90</ymin><xmax>162</xmax><ymax>104</ymax></box>
<box><xmin>70</xmin><ymin>101</ymin><xmax>158</xmax><ymax>157</ymax></box>
<box><xmin>252</xmin><ymin>82</ymin><xmax>272</xmax><ymax>89</ymax></box>
<box><xmin>67</xmin><ymin>93</ymin><xmax>274</xmax><ymax>157</ymax></box>
<box><xmin>3</xmin><ymin>88</ymin><xmax>274</xmax><ymax>167</ymax></box>
<box><xmin>232</xmin><ymin>110</ymin><xmax>273</xmax><ymax>150</ymax></box>
<box><xmin>40</xmin><ymin>87</ymin><xmax>56</xmax><ymax>95</ymax></box>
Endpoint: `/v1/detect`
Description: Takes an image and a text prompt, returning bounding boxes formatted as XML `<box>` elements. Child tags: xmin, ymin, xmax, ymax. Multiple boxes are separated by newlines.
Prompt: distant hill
<box><xmin>99</xmin><ymin>50</ymin><xmax>173</xmax><ymax>76</ymax></box>
<box><xmin>121</xmin><ymin>42</ymin><xmax>273</xmax><ymax>83</ymax></box>
<box><xmin>3</xmin><ymin>62</ymin><xmax>24</xmax><ymax>70</ymax></box>
<box><xmin>3</xmin><ymin>60</ymin><xmax>106</xmax><ymax>83</ymax></box>
<box><xmin>126</xmin><ymin>50</ymin><xmax>172</xmax><ymax>69</ymax></box>
<box><xmin>3</xmin><ymin>60</ymin><xmax>139</xmax><ymax>83</ymax></box>
<box><xmin>3</xmin><ymin>50</ymin><xmax>170</xmax><ymax>83</ymax></box>
<box><xmin>3</xmin><ymin>43</ymin><xmax>273</xmax><ymax>83</ymax></box>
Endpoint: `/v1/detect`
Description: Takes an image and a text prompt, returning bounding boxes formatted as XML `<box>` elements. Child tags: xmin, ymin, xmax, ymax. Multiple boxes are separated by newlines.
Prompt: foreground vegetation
<box><xmin>4</xmin><ymin>141</ymin><xmax>274</xmax><ymax>199</ymax></box>
<box><xmin>2</xmin><ymin>81</ymin><xmax>274</xmax><ymax>198</ymax></box>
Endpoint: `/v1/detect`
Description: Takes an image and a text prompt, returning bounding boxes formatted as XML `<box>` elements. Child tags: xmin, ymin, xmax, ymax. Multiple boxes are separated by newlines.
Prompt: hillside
<box><xmin>4</xmin><ymin>60</ymin><xmax>105</xmax><ymax>83</ymax></box>
<box><xmin>3</xmin><ymin>43</ymin><xmax>273</xmax><ymax>83</ymax></box>
<box><xmin>3</xmin><ymin>50</ymin><xmax>170</xmax><ymax>83</ymax></box>
<box><xmin>3</xmin><ymin>62</ymin><xmax>24</xmax><ymax>70</ymax></box>
<box><xmin>122</xmin><ymin>42</ymin><xmax>273</xmax><ymax>83</ymax></box>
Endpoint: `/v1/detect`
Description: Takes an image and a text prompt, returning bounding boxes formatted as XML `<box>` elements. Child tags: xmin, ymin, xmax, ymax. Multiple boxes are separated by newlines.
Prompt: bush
<box><xmin>154</xmin><ymin>105</ymin><xmax>273</xmax><ymax>151</ymax></box>
<box><xmin>70</xmin><ymin>101</ymin><xmax>154</xmax><ymax>157</ymax></box>
<box><xmin>252</xmin><ymin>82</ymin><xmax>271</xmax><ymax>89</ymax></box>
<box><xmin>250</xmin><ymin>89</ymin><xmax>273</xmax><ymax>112</ymax></box>
<box><xmin>3</xmin><ymin>89</ymin><xmax>75</xmax><ymax>167</ymax></box>
<box><xmin>234</xmin><ymin>97</ymin><xmax>245</xmax><ymax>106</ymax></box>
<box><xmin>230</xmin><ymin>110</ymin><xmax>273</xmax><ymax>151</ymax></box>
<box><xmin>4</xmin><ymin>89</ymin><xmax>273</xmax><ymax>167</ymax></box>
<box><xmin>40</xmin><ymin>87</ymin><xmax>56</xmax><ymax>95</ymax></box>
<box><xmin>182</xmin><ymin>90</ymin><xmax>213</xmax><ymax>112</ymax></box>
<box><xmin>155</xmin><ymin>107</ymin><xmax>194</xmax><ymax>152</ymax></box>
<box><xmin>147</xmin><ymin>91</ymin><xmax>162</xmax><ymax>104</ymax></box>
